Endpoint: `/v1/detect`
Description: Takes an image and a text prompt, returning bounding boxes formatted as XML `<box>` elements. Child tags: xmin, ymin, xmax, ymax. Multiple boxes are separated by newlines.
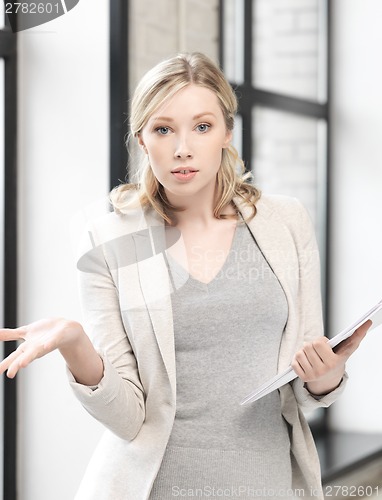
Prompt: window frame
<box><xmin>0</xmin><ymin>11</ymin><xmax>18</xmax><ymax>500</ymax></box>
<box><xmin>109</xmin><ymin>0</ymin><xmax>130</xmax><ymax>190</ymax></box>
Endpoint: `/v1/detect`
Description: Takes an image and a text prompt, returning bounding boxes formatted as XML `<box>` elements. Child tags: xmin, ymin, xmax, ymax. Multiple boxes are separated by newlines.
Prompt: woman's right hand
<box><xmin>0</xmin><ymin>318</ymin><xmax>104</xmax><ymax>385</ymax></box>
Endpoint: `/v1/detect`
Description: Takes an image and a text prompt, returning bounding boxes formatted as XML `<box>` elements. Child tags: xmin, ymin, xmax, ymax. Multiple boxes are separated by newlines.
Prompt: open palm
<box><xmin>0</xmin><ymin>318</ymin><xmax>81</xmax><ymax>378</ymax></box>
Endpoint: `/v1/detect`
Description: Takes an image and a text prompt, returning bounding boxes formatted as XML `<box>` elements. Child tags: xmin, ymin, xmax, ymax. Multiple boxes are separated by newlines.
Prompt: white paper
<box><xmin>240</xmin><ymin>299</ymin><xmax>382</xmax><ymax>405</ymax></box>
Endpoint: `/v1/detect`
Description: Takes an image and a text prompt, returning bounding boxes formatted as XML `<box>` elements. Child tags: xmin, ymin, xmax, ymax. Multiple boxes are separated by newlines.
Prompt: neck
<box><xmin>164</xmin><ymin>187</ymin><xmax>237</xmax><ymax>229</ymax></box>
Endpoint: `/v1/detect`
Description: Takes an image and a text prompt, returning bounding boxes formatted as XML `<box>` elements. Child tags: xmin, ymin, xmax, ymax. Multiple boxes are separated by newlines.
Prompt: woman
<box><xmin>0</xmin><ymin>53</ymin><xmax>370</xmax><ymax>499</ymax></box>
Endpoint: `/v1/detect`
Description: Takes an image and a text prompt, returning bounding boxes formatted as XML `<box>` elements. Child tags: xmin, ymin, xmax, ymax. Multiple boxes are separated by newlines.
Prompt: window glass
<box><xmin>252</xmin><ymin>107</ymin><xmax>327</xmax><ymax>255</ymax></box>
<box><xmin>253</xmin><ymin>0</ymin><xmax>327</xmax><ymax>102</ymax></box>
<box><xmin>222</xmin><ymin>0</ymin><xmax>245</xmax><ymax>84</ymax></box>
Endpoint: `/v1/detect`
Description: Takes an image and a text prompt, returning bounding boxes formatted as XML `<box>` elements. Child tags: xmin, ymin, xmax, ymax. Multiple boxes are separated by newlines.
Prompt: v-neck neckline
<box><xmin>166</xmin><ymin>219</ymin><xmax>245</xmax><ymax>292</ymax></box>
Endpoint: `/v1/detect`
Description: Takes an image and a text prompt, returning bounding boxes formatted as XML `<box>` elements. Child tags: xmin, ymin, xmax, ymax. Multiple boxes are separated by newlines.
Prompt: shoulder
<box><xmin>254</xmin><ymin>193</ymin><xmax>316</xmax><ymax>246</ymax></box>
<box><xmin>257</xmin><ymin>193</ymin><xmax>306</xmax><ymax>216</ymax></box>
<box><xmin>76</xmin><ymin>192</ymin><xmax>153</xmax><ymax>251</ymax></box>
<box><xmin>235</xmin><ymin>192</ymin><xmax>313</xmax><ymax>232</ymax></box>
<box><xmin>257</xmin><ymin>193</ymin><xmax>311</xmax><ymax>224</ymax></box>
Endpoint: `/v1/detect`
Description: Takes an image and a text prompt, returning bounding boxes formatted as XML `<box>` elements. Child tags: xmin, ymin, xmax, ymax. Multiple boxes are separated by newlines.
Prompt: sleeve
<box><xmin>67</xmin><ymin>225</ymin><xmax>145</xmax><ymax>441</ymax></box>
<box><xmin>288</xmin><ymin>199</ymin><xmax>348</xmax><ymax>410</ymax></box>
<box><xmin>292</xmin><ymin>373</ymin><xmax>348</xmax><ymax>411</ymax></box>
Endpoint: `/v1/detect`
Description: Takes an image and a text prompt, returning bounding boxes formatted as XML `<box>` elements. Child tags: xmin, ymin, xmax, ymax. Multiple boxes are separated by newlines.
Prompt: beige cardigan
<box><xmin>70</xmin><ymin>194</ymin><xmax>346</xmax><ymax>500</ymax></box>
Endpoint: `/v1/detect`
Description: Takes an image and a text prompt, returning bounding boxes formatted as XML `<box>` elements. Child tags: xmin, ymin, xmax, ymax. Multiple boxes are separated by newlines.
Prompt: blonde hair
<box><xmin>110</xmin><ymin>52</ymin><xmax>260</xmax><ymax>224</ymax></box>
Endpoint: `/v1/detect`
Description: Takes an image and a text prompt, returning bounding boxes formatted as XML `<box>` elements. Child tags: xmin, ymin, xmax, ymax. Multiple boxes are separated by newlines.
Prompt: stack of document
<box><xmin>240</xmin><ymin>299</ymin><xmax>382</xmax><ymax>405</ymax></box>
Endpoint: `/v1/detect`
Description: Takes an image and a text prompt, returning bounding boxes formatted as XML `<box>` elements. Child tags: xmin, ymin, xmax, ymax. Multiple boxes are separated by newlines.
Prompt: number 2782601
<box><xmin>5</xmin><ymin>3</ymin><xmax>61</xmax><ymax>15</ymax></box>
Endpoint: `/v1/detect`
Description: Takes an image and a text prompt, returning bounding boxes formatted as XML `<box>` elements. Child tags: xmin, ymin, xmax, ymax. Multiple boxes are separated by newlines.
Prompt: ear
<box><xmin>222</xmin><ymin>129</ymin><xmax>233</xmax><ymax>149</ymax></box>
<box><xmin>137</xmin><ymin>134</ymin><xmax>147</xmax><ymax>154</ymax></box>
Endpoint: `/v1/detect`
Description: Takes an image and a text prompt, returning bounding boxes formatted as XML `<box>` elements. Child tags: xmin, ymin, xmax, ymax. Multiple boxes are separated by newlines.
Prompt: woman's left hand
<box><xmin>291</xmin><ymin>319</ymin><xmax>372</xmax><ymax>396</ymax></box>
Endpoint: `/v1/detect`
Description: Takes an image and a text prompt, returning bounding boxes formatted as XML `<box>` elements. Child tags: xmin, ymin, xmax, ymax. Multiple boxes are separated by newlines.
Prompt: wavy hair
<box><xmin>110</xmin><ymin>52</ymin><xmax>260</xmax><ymax>224</ymax></box>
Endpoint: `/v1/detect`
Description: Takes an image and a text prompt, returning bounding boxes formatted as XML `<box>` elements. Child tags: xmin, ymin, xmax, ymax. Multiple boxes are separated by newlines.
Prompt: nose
<box><xmin>174</xmin><ymin>135</ymin><xmax>193</xmax><ymax>159</ymax></box>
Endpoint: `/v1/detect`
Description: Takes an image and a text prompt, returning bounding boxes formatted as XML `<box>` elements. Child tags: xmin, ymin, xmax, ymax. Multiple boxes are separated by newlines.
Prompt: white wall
<box><xmin>329</xmin><ymin>0</ymin><xmax>382</xmax><ymax>432</ymax></box>
<box><xmin>17</xmin><ymin>1</ymin><xmax>108</xmax><ymax>498</ymax></box>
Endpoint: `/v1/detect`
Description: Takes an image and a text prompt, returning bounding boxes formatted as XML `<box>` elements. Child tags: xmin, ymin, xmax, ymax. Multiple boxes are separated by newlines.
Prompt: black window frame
<box><xmin>0</xmin><ymin>11</ymin><xmax>18</xmax><ymax>500</ymax></box>
<box><xmin>109</xmin><ymin>0</ymin><xmax>129</xmax><ymax>190</ymax></box>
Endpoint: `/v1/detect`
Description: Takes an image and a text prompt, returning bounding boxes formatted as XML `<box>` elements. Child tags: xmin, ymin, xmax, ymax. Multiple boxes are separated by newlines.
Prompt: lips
<box><xmin>171</xmin><ymin>167</ymin><xmax>198</xmax><ymax>174</ymax></box>
<box><xmin>171</xmin><ymin>167</ymin><xmax>199</xmax><ymax>182</ymax></box>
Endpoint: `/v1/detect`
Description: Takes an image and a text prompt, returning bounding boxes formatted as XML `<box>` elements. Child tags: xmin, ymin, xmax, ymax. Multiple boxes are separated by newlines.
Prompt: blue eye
<box><xmin>156</xmin><ymin>127</ymin><xmax>170</xmax><ymax>135</ymax></box>
<box><xmin>196</xmin><ymin>123</ymin><xmax>210</xmax><ymax>133</ymax></box>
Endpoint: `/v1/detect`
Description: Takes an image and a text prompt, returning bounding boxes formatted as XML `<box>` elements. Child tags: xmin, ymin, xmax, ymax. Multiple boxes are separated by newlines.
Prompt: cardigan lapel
<box><xmin>234</xmin><ymin>195</ymin><xmax>298</xmax><ymax>304</ymax></box>
<box><xmin>234</xmin><ymin>196</ymin><xmax>300</xmax><ymax>372</ymax></box>
<box><xmin>133</xmin><ymin>212</ymin><xmax>177</xmax><ymax>399</ymax></box>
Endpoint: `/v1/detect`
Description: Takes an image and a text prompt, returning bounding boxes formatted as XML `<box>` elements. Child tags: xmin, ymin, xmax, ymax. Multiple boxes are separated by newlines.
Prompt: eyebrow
<box><xmin>151</xmin><ymin>112</ymin><xmax>217</xmax><ymax>122</ymax></box>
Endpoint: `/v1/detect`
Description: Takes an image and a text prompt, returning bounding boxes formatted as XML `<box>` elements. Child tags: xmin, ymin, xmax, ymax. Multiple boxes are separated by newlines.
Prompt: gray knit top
<box><xmin>149</xmin><ymin>219</ymin><xmax>291</xmax><ymax>498</ymax></box>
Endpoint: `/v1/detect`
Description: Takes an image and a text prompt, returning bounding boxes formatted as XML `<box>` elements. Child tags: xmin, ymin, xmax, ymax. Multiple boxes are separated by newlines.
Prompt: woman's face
<box><xmin>138</xmin><ymin>84</ymin><xmax>232</xmax><ymax>205</ymax></box>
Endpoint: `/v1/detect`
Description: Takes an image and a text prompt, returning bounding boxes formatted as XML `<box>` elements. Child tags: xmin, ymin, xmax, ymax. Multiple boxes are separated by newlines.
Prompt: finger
<box><xmin>0</xmin><ymin>338</ymin><xmax>46</xmax><ymax>378</ymax></box>
<box><xmin>290</xmin><ymin>357</ymin><xmax>306</xmax><ymax>380</ymax></box>
<box><xmin>334</xmin><ymin>319</ymin><xmax>372</xmax><ymax>357</ymax></box>
<box><xmin>0</xmin><ymin>343</ymin><xmax>27</xmax><ymax>376</ymax></box>
<box><xmin>6</xmin><ymin>357</ymin><xmax>26</xmax><ymax>378</ymax></box>
<box><xmin>296</xmin><ymin>339</ymin><xmax>329</xmax><ymax>369</ymax></box>
<box><xmin>307</xmin><ymin>338</ymin><xmax>337</xmax><ymax>365</ymax></box>
<box><xmin>0</xmin><ymin>351</ymin><xmax>20</xmax><ymax>375</ymax></box>
<box><xmin>291</xmin><ymin>353</ymin><xmax>318</xmax><ymax>381</ymax></box>
<box><xmin>293</xmin><ymin>338</ymin><xmax>335</xmax><ymax>380</ymax></box>
<box><xmin>353</xmin><ymin>319</ymin><xmax>372</xmax><ymax>342</ymax></box>
<box><xmin>0</xmin><ymin>326</ymin><xmax>27</xmax><ymax>341</ymax></box>
<box><xmin>292</xmin><ymin>348</ymin><xmax>316</xmax><ymax>378</ymax></box>
<box><xmin>5</xmin><ymin>344</ymin><xmax>42</xmax><ymax>378</ymax></box>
